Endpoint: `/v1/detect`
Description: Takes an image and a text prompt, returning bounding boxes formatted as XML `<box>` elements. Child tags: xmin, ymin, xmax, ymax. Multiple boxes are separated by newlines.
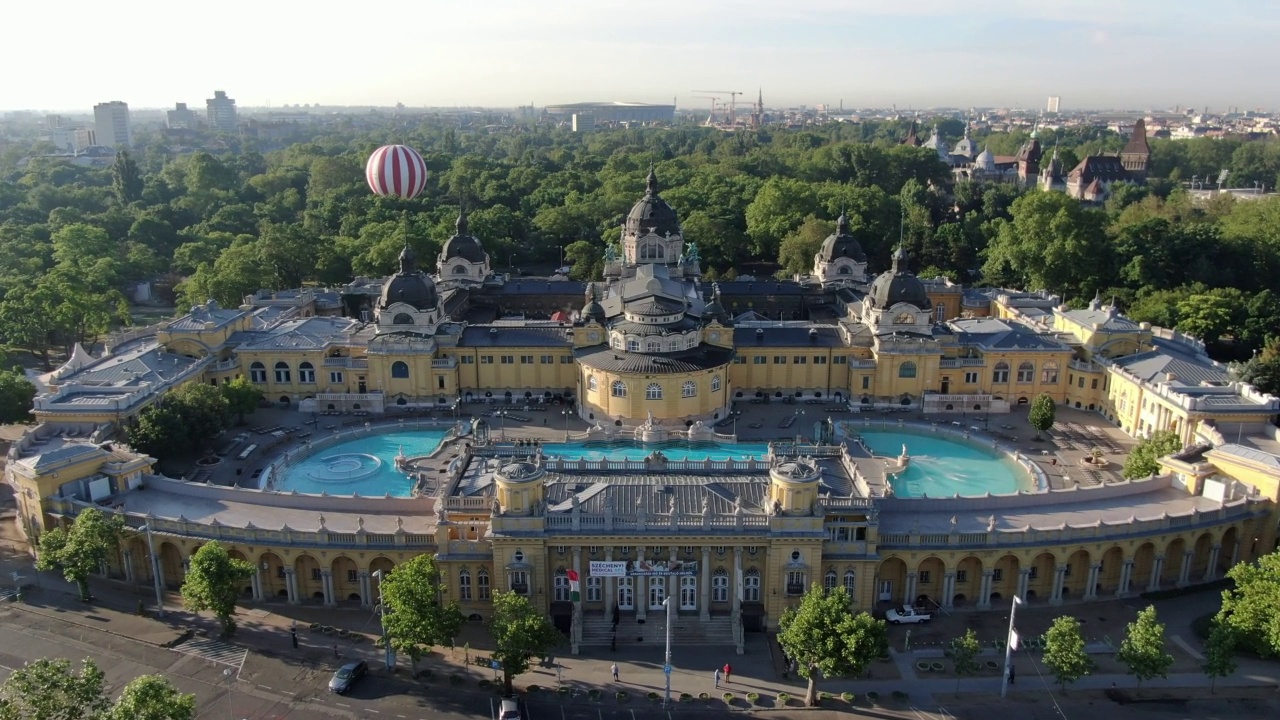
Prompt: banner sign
<box><xmin>589</xmin><ymin>561</ymin><xmax>628</xmax><ymax>577</ymax></box>
<box><xmin>626</xmin><ymin>560</ymin><xmax>698</xmax><ymax>577</ymax></box>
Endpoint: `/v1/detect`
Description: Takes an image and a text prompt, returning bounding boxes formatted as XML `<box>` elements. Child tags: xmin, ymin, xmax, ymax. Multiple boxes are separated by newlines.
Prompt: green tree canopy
<box><xmin>0</xmin><ymin>657</ymin><xmax>110</xmax><ymax>720</ymax></box>
<box><xmin>1028</xmin><ymin>392</ymin><xmax>1056</xmax><ymax>439</ymax></box>
<box><xmin>1201</xmin><ymin>618</ymin><xmax>1238</xmax><ymax>693</ymax></box>
<box><xmin>1216</xmin><ymin>549</ymin><xmax>1280</xmax><ymax>658</ymax></box>
<box><xmin>180</xmin><ymin>541</ymin><xmax>254</xmax><ymax>637</ymax></box>
<box><xmin>107</xmin><ymin>675</ymin><xmax>196</xmax><ymax>720</ymax></box>
<box><xmin>1042</xmin><ymin>615</ymin><xmax>1092</xmax><ymax>690</ymax></box>
<box><xmin>0</xmin><ymin>366</ymin><xmax>36</xmax><ymax>423</ymax></box>
<box><xmin>221</xmin><ymin>376</ymin><xmax>261</xmax><ymax>425</ymax></box>
<box><xmin>488</xmin><ymin>591</ymin><xmax>562</xmax><ymax>695</ymax></box>
<box><xmin>1122</xmin><ymin>430</ymin><xmax>1183</xmax><ymax>479</ymax></box>
<box><xmin>35</xmin><ymin>508</ymin><xmax>125</xmax><ymax>601</ymax></box>
<box><xmin>380</xmin><ymin>555</ymin><xmax>466</xmax><ymax>669</ymax></box>
<box><xmin>1116</xmin><ymin>606</ymin><xmax>1173</xmax><ymax>686</ymax></box>
<box><xmin>777</xmin><ymin>584</ymin><xmax>888</xmax><ymax>706</ymax></box>
<box><xmin>944</xmin><ymin>628</ymin><xmax>981</xmax><ymax>696</ymax></box>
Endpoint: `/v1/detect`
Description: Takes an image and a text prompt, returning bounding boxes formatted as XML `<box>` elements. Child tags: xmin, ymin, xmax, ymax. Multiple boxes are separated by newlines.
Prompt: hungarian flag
<box><xmin>567</xmin><ymin>570</ymin><xmax>581</xmax><ymax>602</ymax></box>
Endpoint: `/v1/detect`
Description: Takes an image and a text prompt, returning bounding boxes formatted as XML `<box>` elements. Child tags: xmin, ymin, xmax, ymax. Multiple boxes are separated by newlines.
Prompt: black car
<box><xmin>328</xmin><ymin>660</ymin><xmax>367</xmax><ymax>694</ymax></box>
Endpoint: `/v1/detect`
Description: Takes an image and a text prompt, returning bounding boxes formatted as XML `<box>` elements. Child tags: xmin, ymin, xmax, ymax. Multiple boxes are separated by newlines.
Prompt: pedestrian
<box><xmin>611</xmin><ymin>663</ymin><xmax>620</xmax><ymax>682</ymax></box>
<box><xmin>333</xmin><ymin>643</ymin><xmax>339</xmax><ymax>659</ymax></box>
<box><xmin>714</xmin><ymin>667</ymin><xmax>721</xmax><ymax>688</ymax></box>
<box><xmin>723</xmin><ymin>663</ymin><xmax>732</xmax><ymax>683</ymax></box>
<box><xmin>1008</xmin><ymin>665</ymin><xmax>1015</xmax><ymax>684</ymax></box>
<box><xmin>290</xmin><ymin>629</ymin><xmax>298</xmax><ymax>649</ymax></box>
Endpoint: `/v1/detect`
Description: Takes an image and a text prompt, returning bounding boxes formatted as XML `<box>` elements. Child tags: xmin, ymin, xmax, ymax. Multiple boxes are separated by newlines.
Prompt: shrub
<box><xmin>478</xmin><ymin>679</ymin><xmax>491</xmax><ymax>688</ymax></box>
<box><xmin>308</xmin><ymin>622</ymin><xmax>320</xmax><ymax>632</ymax></box>
<box><xmin>777</xmin><ymin>692</ymin><xmax>791</xmax><ymax>705</ymax></box>
<box><xmin>841</xmin><ymin>692</ymin><xmax>855</xmax><ymax>703</ymax></box>
<box><xmin>723</xmin><ymin>692</ymin><xmax>735</xmax><ymax>703</ymax></box>
<box><xmin>747</xmin><ymin>692</ymin><xmax>760</xmax><ymax>705</ymax></box>
<box><xmin>930</xmin><ymin>661</ymin><xmax>945</xmax><ymax>672</ymax></box>
<box><xmin>679</xmin><ymin>693</ymin><xmax>693</xmax><ymax>703</ymax></box>
<box><xmin>866</xmin><ymin>691</ymin><xmax>880</xmax><ymax>703</ymax></box>
<box><xmin>916</xmin><ymin>661</ymin><xmax>932</xmax><ymax>672</ymax></box>
<box><xmin>587</xmin><ymin>689</ymin><xmax>601</xmax><ymax>700</ymax></box>
<box><xmin>892</xmin><ymin>690</ymin><xmax>908</xmax><ymax>701</ymax></box>
<box><xmin>698</xmin><ymin>692</ymin><xmax>711</xmax><ymax>701</ymax></box>
<box><xmin>647</xmin><ymin>691</ymin><xmax>660</xmax><ymax>702</ymax></box>
<box><xmin>615</xmin><ymin>691</ymin><xmax>629</xmax><ymax>702</ymax></box>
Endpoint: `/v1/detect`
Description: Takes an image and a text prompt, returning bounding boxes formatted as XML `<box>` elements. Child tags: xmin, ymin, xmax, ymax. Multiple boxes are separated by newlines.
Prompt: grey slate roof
<box><xmin>236</xmin><ymin>317</ymin><xmax>364</xmax><ymax>351</ymax></box>
<box><xmin>576</xmin><ymin>345</ymin><xmax>734</xmax><ymax>374</ymax></box>
<box><xmin>15</xmin><ymin>443</ymin><xmax>107</xmax><ymax>473</ymax></box>
<box><xmin>459</xmin><ymin>326</ymin><xmax>574</xmax><ymax>348</ymax></box>
<box><xmin>1212</xmin><ymin>444</ymin><xmax>1280</xmax><ymax>469</ymax></box>
<box><xmin>54</xmin><ymin>340</ymin><xmax>202</xmax><ymax>389</ymax></box>
<box><xmin>948</xmin><ymin>318</ymin><xmax>1068</xmax><ymax>351</ymax></box>
<box><xmin>1111</xmin><ymin>340</ymin><xmax>1227</xmax><ymax>385</ymax></box>
<box><xmin>733</xmin><ymin>326</ymin><xmax>844</xmax><ymax>348</ymax></box>
<box><xmin>165</xmin><ymin>303</ymin><xmax>245</xmax><ymax>332</ymax></box>
<box><xmin>1060</xmin><ymin>306</ymin><xmax>1142</xmax><ymax>331</ymax></box>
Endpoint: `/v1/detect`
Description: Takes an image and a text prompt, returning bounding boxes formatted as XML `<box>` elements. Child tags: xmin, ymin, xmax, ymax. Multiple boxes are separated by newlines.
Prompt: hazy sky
<box><xmin>9</xmin><ymin>0</ymin><xmax>1279</xmax><ymax>113</ymax></box>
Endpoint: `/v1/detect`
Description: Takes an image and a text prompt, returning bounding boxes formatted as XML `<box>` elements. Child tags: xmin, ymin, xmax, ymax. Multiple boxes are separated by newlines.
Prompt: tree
<box><xmin>944</xmin><ymin>628</ymin><xmax>981</xmax><ymax>695</ymax></box>
<box><xmin>1201</xmin><ymin>619</ymin><xmax>1238</xmax><ymax>693</ymax></box>
<box><xmin>1042</xmin><ymin>616</ymin><xmax>1092</xmax><ymax>691</ymax></box>
<box><xmin>108</xmin><ymin>675</ymin><xmax>196</xmax><ymax>720</ymax></box>
<box><xmin>777</xmin><ymin>584</ymin><xmax>888</xmax><ymax>706</ymax></box>
<box><xmin>1116</xmin><ymin>606</ymin><xmax>1173</xmax><ymax>686</ymax></box>
<box><xmin>35</xmin><ymin>508</ymin><xmax>125</xmax><ymax>601</ymax></box>
<box><xmin>380</xmin><ymin>555</ymin><xmax>466</xmax><ymax>670</ymax></box>
<box><xmin>1028</xmin><ymin>392</ymin><xmax>1056</xmax><ymax>440</ymax></box>
<box><xmin>1216</xmin><ymin>549</ymin><xmax>1280</xmax><ymax>658</ymax></box>
<box><xmin>980</xmin><ymin>191</ymin><xmax>1110</xmax><ymax>299</ymax></box>
<box><xmin>0</xmin><ymin>366</ymin><xmax>36</xmax><ymax>423</ymax></box>
<box><xmin>111</xmin><ymin>150</ymin><xmax>144</xmax><ymax>204</ymax></box>
<box><xmin>776</xmin><ymin>217</ymin><xmax>833</xmax><ymax>277</ymax></box>
<box><xmin>1122</xmin><ymin>429</ymin><xmax>1182</xmax><ymax>479</ymax></box>
<box><xmin>1176</xmin><ymin>293</ymin><xmax>1237</xmax><ymax>345</ymax></box>
<box><xmin>489</xmin><ymin>591</ymin><xmax>563</xmax><ymax>695</ymax></box>
<box><xmin>180</xmin><ymin>542</ymin><xmax>253</xmax><ymax>637</ymax></box>
<box><xmin>221</xmin><ymin>376</ymin><xmax>261</xmax><ymax>425</ymax></box>
<box><xmin>0</xmin><ymin>657</ymin><xmax>110</xmax><ymax>720</ymax></box>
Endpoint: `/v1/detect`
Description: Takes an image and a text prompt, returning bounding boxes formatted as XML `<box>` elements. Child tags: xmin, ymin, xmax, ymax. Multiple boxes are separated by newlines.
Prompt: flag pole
<box><xmin>1000</xmin><ymin>595</ymin><xmax>1021</xmax><ymax>698</ymax></box>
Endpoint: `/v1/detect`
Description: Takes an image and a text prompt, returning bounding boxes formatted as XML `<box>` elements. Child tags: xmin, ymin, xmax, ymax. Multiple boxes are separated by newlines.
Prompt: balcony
<box><xmin>323</xmin><ymin>357</ymin><xmax>368</xmax><ymax>369</ymax></box>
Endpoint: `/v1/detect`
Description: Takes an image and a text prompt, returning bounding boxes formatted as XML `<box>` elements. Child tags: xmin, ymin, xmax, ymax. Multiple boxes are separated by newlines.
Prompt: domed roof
<box><xmin>817</xmin><ymin>213</ymin><xmax>868</xmax><ymax>263</ymax></box>
<box><xmin>951</xmin><ymin>127</ymin><xmax>977</xmax><ymax>159</ymax></box>
<box><xmin>701</xmin><ymin>283</ymin><xmax>729</xmax><ymax>324</ymax></box>
<box><xmin>581</xmin><ymin>282</ymin><xmax>606</xmax><ymax>323</ymax></box>
<box><xmin>974</xmin><ymin>146</ymin><xmax>995</xmax><ymax>171</ymax></box>
<box><xmin>625</xmin><ymin>168</ymin><xmax>680</xmax><ymax>238</ymax></box>
<box><xmin>868</xmin><ymin>247</ymin><xmax>929</xmax><ymax>309</ymax></box>
<box><xmin>441</xmin><ymin>208</ymin><xmax>487</xmax><ymax>263</ymax></box>
<box><xmin>380</xmin><ymin>245</ymin><xmax>438</xmax><ymax>311</ymax></box>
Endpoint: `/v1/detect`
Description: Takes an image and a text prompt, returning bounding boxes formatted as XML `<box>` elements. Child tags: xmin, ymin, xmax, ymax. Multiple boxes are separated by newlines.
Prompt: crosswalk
<box><xmin>171</xmin><ymin>636</ymin><xmax>248</xmax><ymax>668</ymax></box>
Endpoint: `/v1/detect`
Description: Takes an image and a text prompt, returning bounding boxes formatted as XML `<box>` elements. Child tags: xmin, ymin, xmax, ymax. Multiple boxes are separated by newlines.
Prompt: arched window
<box><xmin>477</xmin><ymin>569</ymin><xmax>490</xmax><ymax>600</ymax></box>
<box><xmin>453</xmin><ymin>265</ymin><xmax>469</xmax><ymax>274</ymax></box>
<box><xmin>646</xmin><ymin>383</ymin><xmax>662</xmax><ymax>400</ymax></box>
<box><xmin>824</xmin><ymin>570</ymin><xmax>837</xmax><ymax>593</ymax></box>
<box><xmin>611</xmin><ymin>381</ymin><xmax>627</xmax><ymax>398</ymax></box>
<box><xmin>712</xmin><ymin>569</ymin><xmax>729</xmax><ymax>602</ymax></box>
<box><xmin>992</xmin><ymin>361</ymin><xmax>1010</xmax><ymax>384</ymax></box>
<box><xmin>458</xmin><ymin>569</ymin><xmax>472</xmax><ymax>600</ymax></box>
<box><xmin>898</xmin><ymin>361</ymin><xmax>917</xmax><ymax>378</ymax></box>
<box><xmin>391</xmin><ymin>361</ymin><xmax>409</xmax><ymax>379</ymax></box>
<box><xmin>743</xmin><ymin>569</ymin><xmax>761</xmax><ymax>602</ymax></box>
<box><xmin>1017</xmin><ymin>361</ymin><xmax>1034</xmax><ymax>383</ymax></box>
<box><xmin>682</xmin><ymin>381</ymin><xmax>696</xmax><ymax>398</ymax></box>
<box><xmin>273</xmin><ymin>361</ymin><xmax>290</xmax><ymax>383</ymax></box>
<box><xmin>1041</xmin><ymin>361</ymin><xmax>1059</xmax><ymax>384</ymax></box>
<box><xmin>711</xmin><ymin>375</ymin><xmax>722</xmax><ymax>392</ymax></box>
<box><xmin>837</xmin><ymin>266</ymin><xmax>851</xmax><ymax>275</ymax></box>
<box><xmin>393</xmin><ymin>312</ymin><xmax>414</xmax><ymax>325</ymax></box>
<box><xmin>553</xmin><ymin>569</ymin><xmax>570</xmax><ymax>602</ymax></box>
<box><xmin>249</xmin><ymin>362</ymin><xmax>266</xmax><ymax>383</ymax></box>
<box><xmin>587</xmin><ymin>376</ymin><xmax>598</xmax><ymax>392</ymax></box>
<box><xmin>646</xmin><ymin>340</ymin><xmax>661</xmax><ymax>353</ymax></box>
<box><xmin>298</xmin><ymin>361</ymin><xmax>315</xmax><ymax>384</ymax></box>
<box><xmin>612</xmin><ymin>336</ymin><xmax>623</xmax><ymax>349</ymax></box>
<box><xmin>626</xmin><ymin>338</ymin><xmax>639</xmax><ymax>352</ymax></box>
<box><xmin>844</xmin><ymin>570</ymin><xmax>856</xmax><ymax>596</ymax></box>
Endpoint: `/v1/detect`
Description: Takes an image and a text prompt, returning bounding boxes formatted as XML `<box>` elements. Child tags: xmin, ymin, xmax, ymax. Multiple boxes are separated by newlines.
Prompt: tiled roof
<box><xmin>576</xmin><ymin>345</ymin><xmax>734</xmax><ymax>374</ymax></box>
<box><xmin>459</xmin><ymin>325</ymin><xmax>574</xmax><ymax>347</ymax></box>
<box><xmin>16</xmin><ymin>443</ymin><xmax>107</xmax><ymax>473</ymax></box>
<box><xmin>54</xmin><ymin>341</ymin><xmax>202</xmax><ymax>389</ymax></box>
<box><xmin>1212</xmin><ymin>444</ymin><xmax>1280</xmax><ymax>470</ymax></box>
<box><xmin>948</xmin><ymin>318</ymin><xmax>1067</xmax><ymax>351</ymax></box>
<box><xmin>1111</xmin><ymin>344</ymin><xmax>1227</xmax><ymax>386</ymax></box>
<box><xmin>236</xmin><ymin>317</ymin><xmax>364</xmax><ymax>351</ymax></box>
<box><xmin>165</xmin><ymin>305</ymin><xmax>245</xmax><ymax>332</ymax></box>
<box><xmin>1059</xmin><ymin>306</ymin><xmax>1142</xmax><ymax>331</ymax></box>
<box><xmin>733</xmin><ymin>326</ymin><xmax>844</xmax><ymax>348</ymax></box>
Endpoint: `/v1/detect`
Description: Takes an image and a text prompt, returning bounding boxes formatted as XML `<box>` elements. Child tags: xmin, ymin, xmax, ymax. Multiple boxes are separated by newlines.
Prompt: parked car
<box><xmin>499</xmin><ymin>698</ymin><xmax>522</xmax><ymax>720</ymax></box>
<box><xmin>328</xmin><ymin>660</ymin><xmax>368</xmax><ymax>694</ymax></box>
<box><xmin>885</xmin><ymin>605</ymin><xmax>932</xmax><ymax>625</ymax></box>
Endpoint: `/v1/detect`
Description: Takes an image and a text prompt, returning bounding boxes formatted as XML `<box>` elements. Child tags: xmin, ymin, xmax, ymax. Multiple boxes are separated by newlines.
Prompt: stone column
<box><xmin>321</xmin><ymin>570</ymin><xmax>334</xmax><ymax>607</ymax></box>
<box><xmin>1177</xmin><ymin>550</ymin><xmax>1194</xmax><ymax>587</ymax></box>
<box><xmin>977</xmin><ymin>570</ymin><xmax>993</xmax><ymax>610</ymax></box>
<box><xmin>1229</xmin><ymin>540</ymin><xmax>1241</xmax><ymax>568</ymax></box>
<box><xmin>1147</xmin><ymin>555</ymin><xmax>1164</xmax><ymax>593</ymax></box>
<box><xmin>1204</xmin><ymin>544</ymin><xmax>1221</xmax><ymax>582</ymax></box>
<box><xmin>1050</xmin><ymin>565</ymin><xmax>1067</xmax><ymax>605</ymax></box>
<box><xmin>603</xmin><ymin>549</ymin><xmax>615</xmax><ymax>616</ymax></box>
<box><xmin>699</xmin><ymin>547</ymin><xmax>711</xmax><ymax>620</ymax></box>
<box><xmin>1016</xmin><ymin>569</ymin><xmax>1030</xmax><ymax>602</ymax></box>
<box><xmin>358</xmin><ymin>571</ymin><xmax>371</xmax><ymax>608</ymax></box>
<box><xmin>732</xmin><ymin>546</ymin><xmax>743</xmax><ymax>612</ymax></box>
<box><xmin>122</xmin><ymin>550</ymin><xmax>135</xmax><ymax>583</ymax></box>
<box><xmin>904</xmin><ymin>572</ymin><xmax>918</xmax><ymax>605</ymax></box>
<box><xmin>1084</xmin><ymin>563</ymin><xmax>1101</xmax><ymax>600</ymax></box>
<box><xmin>284</xmin><ymin>568</ymin><xmax>299</xmax><ymax>604</ymax></box>
<box><xmin>941</xmin><ymin>572</ymin><xmax>956</xmax><ymax>611</ymax></box>
<box><xmin>1117</xmin><ymin>559</ymin><xmax>1134</xmax><ymax>597</ymax></box>
<box><xmin>250</xmin><ymin>569</ymin><xmax>263</xmax><ymax>601</ymax></box>
<box><xmin>635</xmin><ymin>546</ymin><xmax>647</xmax><ymax>621</ymax></box>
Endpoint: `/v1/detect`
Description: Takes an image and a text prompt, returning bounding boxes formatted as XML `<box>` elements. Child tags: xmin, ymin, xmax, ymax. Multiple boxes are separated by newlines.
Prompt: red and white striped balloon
<box><xmin>365</xmin><ymin>144</ymin><xmax>428</xmax><ymax>199</ymax></box>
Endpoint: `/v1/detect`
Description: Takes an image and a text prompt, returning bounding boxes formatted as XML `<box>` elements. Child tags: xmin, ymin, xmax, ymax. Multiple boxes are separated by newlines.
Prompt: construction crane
<box><xmin>692</xmin><ymin>95</ymin><xmax>720</xmax><ymax>126</ymax></box>
<box><xmin>692</xmin><ymin>90</ymin><xmax>743</xmax><ymax>125</ymax></box>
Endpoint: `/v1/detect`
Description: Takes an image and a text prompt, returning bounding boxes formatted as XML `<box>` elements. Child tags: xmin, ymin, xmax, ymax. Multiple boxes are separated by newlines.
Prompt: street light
<box><xmin>561</xmin><ymin>408</ymin><xmax>572</xmax><ymax>441</ymax></box>
<box><xmin>496</xmin><ymin>410</ymin><xmax>508</xmax><ymax>441</ymax></box>
<box><xmin>661</xmin><ymin>595</ymin><xmax>674</xmax><ymax>707</ymax></box>
<box><xmin>137</xmin><ymin>524</ymin><xmax>163</xmax><ymax>616</ymax></box>
<box><xmin>794</xmin><ymin>410</ymin><xmax>805</xmax><ymax>447</ymax></box>
<box><xmin>222</xmin><ymin>668</ymin><xmax>234</xmax><ymax>720</ymax></box>
<box><xmin>372</xmin><ymin>569</ymin><xmax>395</xmax><ymax>671</ymax></box>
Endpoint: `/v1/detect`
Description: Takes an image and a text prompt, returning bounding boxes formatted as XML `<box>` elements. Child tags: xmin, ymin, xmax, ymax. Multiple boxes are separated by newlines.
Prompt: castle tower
<box><xmin>1120</xmin><ymin>118</ymin><xmax>1151</xmax><ymax>181</ymax></box>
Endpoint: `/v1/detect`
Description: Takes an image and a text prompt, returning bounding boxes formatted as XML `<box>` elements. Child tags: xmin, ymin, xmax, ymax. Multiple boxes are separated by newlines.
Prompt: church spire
<box><xmin>646</xmin><ymin>165</ymin><xmax>658</xmax><ymax>196</ymax></box>
<box><xmin>456</xmin><ymin>203</ymin><xmax>469</xmax><ymax>235</ymax></box>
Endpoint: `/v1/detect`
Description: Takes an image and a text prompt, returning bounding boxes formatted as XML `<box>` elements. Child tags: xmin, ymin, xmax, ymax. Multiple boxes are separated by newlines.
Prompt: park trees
<box><xmin>944</xmin><ymin>628</ymin><xmax>981</xmax><ymax>696</ymax></box>
<box><xmin>1215</xmin><ymin>549</ymin><xmax>1280</xmax><ymax>658</ymax></box>
<box><xmin>1116</xmin><ymin>606</ymin><xmax>1173</xmax><ymax>686</ymax></box>
<box><xmin>981</xmin><ymin>191</ymin><xmax>1111</xmax><ymax>300</ymax></box>
<box><xmin>0</xmin><ymin>367</ymin><xmax>36</xmax><ymax>423</ymax></box>
<box><xmin>35</xmin><ymin>508</ymin><xmax>125</xmax><ymax>601</ymax></box>
<box><xmin>221</xmin><ymin>376</ymin><xmax>261</xmax><ymax>425</ymax></box>
<box><xmin>111</xmin><ymin>150</ymin><xmax>144</xmax><ymax>205</ymax></box>
<box><xmin>489</xmin><ymin>590</ymin><xmax>562</xmax><ymax>696</ymax></box>
<box><xmin>380</xmin><ymin>555</ymin><xmax>465</xmax><ymax>670</ymax></box>
<box><xmin>1122</xmin><ymin>430</ymin><xmax>1182</xmax><ymax>479</ymax></box>
<box><xmin>106</xmin><ymin>675</ymin><xmax>196</xmax><ymax>720</ymax></box>
<box><xmin>1201</xmin><ymin>618</ymin><xmax>1238</xmax><ymax>693</ymax></box>
<box><xmin>0</xmin><ymin>658</ymin><xmax>194</xmax><ymax>720</ymax></box>
<box><xmin>127</xmin><ymin>384</ymin><xmax>230</xmax><ymax>457</ymax></box>
<box><xmin>1028</xmin><ymin>392</ymin><xmax>1056</xmax><ymax>440</ymax></box>
<box><xmin>776</xmin><ymin>217</ymin><xmax>834</xmax><ymax>277</ymax></box>
<box><xmin>777</xmin><ymin>584</ymin><xmax>888</xmax><ymax>706</ymax></box>
<box><xmin>1042</xmin><ymin>616</ymin><xmax>1092</xmax><ymax>691</ymax></box>
<box><xmin>180</xmin><ymin>542</ymin><xmax>254</xmax><ymax>637</ymax></box>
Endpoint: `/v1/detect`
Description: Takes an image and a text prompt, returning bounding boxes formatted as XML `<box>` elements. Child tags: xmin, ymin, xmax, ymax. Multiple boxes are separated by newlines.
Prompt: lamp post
<box><xmin>661</xmin><ymin>595</ymin><xmax>674</xmax><ymax>707</ymax></box>
<box><xmin>137</xmin><ymin>524</ymin><xmax>163</xmax><ymax>616</ymax></box>
<box><xmin>794</xmin><ymin>410</ymin><xmax>805</xmax><ymax>447</ymax></box>
<box><xmin>1000</xmin><ymin>595</ymin><xmax>1022</xmax><ymax>698</ymax></box>
<box><xmin>222</xmin><ymin>667</ymin><xmax>234</xmax><ymax>720</ymax></box>
<box><xmin>561</xmin><ymin>409</ymin><xmax>571</xmax><ymax>441</ymax></box>
<box><xmin>372</xmin><ymin>569</ymin><xmax>395</xmax><ymax>671</ymax></box>
<box><xmin>496</xmin><ymin>410</ymin><xmax>508</xmax><ymax>442</ymax></box>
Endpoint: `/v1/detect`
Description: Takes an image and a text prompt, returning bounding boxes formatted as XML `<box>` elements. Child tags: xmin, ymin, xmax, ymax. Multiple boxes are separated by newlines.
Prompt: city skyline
<box><xmin>7</xmin><ymin>0</ymin><xmax>1280</xmax><ymax>113</ymax></box>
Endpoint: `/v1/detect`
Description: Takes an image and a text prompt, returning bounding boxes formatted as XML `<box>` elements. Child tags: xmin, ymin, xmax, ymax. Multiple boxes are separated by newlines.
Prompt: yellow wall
<box><xmin>581</xmin><ymin>365</ymin><xmax>730</xmax><ymax>421</ymax></box>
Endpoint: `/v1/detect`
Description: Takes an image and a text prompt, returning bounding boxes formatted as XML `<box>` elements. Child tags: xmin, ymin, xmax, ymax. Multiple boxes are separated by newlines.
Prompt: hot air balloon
<box><xmin>365</xmin><ymin>144</ymin><xmax>428</xmax><ymax>199</ymax></box>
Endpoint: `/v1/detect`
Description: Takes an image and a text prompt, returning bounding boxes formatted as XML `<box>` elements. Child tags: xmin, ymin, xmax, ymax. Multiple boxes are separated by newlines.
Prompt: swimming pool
<box><xmin>856</xmin><ymin>429</ymin><xmax>1032</xmax><ymax>498</ymax></box>
<box><xmin>274</xmin><ymin>430</ymin><xmax>448</xmax><ymax>497</ymax></box>
<box><xmin>539</xmin><ymin>439</ymin><xmax>771</xmax><ymax>462</ymax></box>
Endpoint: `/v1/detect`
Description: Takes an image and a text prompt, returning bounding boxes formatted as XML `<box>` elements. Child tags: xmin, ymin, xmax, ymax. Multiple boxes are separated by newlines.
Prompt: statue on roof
<box><xmin>604</xmin><ymin>243</ymin><xmax>618</xmax><ymax>262</ymax></box>
<box><xmin>685</xmin><ymin>242</ymin><xmax>700</xmax><ymax>264</ymax></box>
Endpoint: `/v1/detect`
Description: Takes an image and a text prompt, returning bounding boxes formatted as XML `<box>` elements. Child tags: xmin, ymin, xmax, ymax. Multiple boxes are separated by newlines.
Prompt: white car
<box><xmin>885</xmin><ymin>605</ymin><xmax>932</xmax><ymax>624</ymax></box>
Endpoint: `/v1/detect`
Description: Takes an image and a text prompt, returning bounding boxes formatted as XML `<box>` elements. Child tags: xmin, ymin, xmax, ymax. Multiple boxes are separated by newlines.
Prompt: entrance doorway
<box><xmin>679</xmin><ymin>575</ymin><xmax>697</xmax><ymax>611</ymax></box>
<box><xmin>617</xmin><ymin>578</ymin><xmax>633</xmax><ymax>610</ymax></box>
<box><xmin>878</xmin><ymin>579</ymin><xmax>893</xmax><ymax>602</ymax></box>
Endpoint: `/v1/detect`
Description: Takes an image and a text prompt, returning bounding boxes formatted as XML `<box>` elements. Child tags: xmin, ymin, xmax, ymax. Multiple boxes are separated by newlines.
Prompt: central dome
<box><xmin>441</xmin><ymin>209</ymin><xmax>487</xmax><ymax>263</ymax></box>
<box><xmin>868</xmin><ymin>247</ymin><xmax>929</xmax><ymax>309</ymax></box>
<box><xmin>380</xmin><ymin>245</ymin><xmax>438</xmax><ymax>311</ymax></box>
<box><xmin>625</xmin><ymin>168</ymin><xmax>680</xmax><ymax>238</ymax></box>
<box><xmin>817</xmin><ymin>213</ymin><xmax>868</xmax><ymax>263</ymax></box>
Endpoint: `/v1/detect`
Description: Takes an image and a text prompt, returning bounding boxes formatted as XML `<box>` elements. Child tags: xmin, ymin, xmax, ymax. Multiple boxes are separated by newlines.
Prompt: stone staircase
<box><xmin>580</xmin><ymin>613</ymin><xmax>736</xmax><ymax>647</ymax></box>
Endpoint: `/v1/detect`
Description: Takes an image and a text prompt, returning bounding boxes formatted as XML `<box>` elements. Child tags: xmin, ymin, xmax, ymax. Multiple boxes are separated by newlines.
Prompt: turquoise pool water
<box><xmin>856</xmin><ymin>430</ymin><xmax>1031</xmax><ymax>497</ymax></box>
<box><xmin>274</xmin><ymin>430</ymin><xmax>448</xmax><ymax>497</ymax></box>
<box><xmin>540</xmin><ymin>439</ymin><xmax>771</xmax><ymax>462</ymax></box>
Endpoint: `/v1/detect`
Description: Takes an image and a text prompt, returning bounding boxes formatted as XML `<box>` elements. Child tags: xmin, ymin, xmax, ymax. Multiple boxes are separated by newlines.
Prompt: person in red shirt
<box><xmin>723</xmin><ymin>663</ymin><xmax>732</xmax><ymax>683</ymax></box>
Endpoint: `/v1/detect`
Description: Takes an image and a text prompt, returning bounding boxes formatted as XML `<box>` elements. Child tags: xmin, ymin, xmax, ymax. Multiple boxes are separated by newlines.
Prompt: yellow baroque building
<box><xmin>7</xmin><ymin>170</ymin><xmax>1280</xmax><ymax>653</ymax></box>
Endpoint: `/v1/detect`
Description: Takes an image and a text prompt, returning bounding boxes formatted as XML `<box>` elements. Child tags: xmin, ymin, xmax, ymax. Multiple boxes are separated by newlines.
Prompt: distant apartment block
<box><xmin>1046</xmin><ymin>96</ymin><xmax>1061</xmax><ymax>113</ymax></box>
<box><xmin>167</xmin><ymin>102</ymin><xmax>200</xmax><ymax>129</ymax></box>
<box><xmin>571</xmin><ymin>113</ymin><xmax>595</xmax><ymax>132</ymax></box>
<box><xmin>93</xmin><ymin>101</ymin><xmax>132</xmax><ymax>148</ymax></box>
<box><xmin>206</xmin><ymin>90</ymin><xmax>238</xmax><ymax>133</ymax></box>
